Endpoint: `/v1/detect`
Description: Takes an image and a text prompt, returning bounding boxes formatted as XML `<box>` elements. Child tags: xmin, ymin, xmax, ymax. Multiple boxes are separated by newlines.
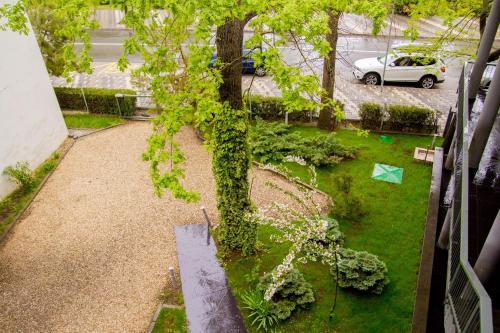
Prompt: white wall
<box><xmin>0</xmin><ymin>1</ymin><xmax>68</xmax><ymax>199</ymax></box>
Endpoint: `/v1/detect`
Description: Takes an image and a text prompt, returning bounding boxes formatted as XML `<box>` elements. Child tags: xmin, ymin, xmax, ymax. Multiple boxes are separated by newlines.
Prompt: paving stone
<box><xmin>175</xmin><ymin>224</ymin><xmax>247</xmax><ymax>333</ymax></box>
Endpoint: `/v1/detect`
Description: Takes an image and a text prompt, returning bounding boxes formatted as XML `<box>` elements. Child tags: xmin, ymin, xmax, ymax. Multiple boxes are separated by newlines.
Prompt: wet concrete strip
<box><xmin>175</xmin><ymin>224</ymin><xmax>247</xmax><ymax>333</ymax></box>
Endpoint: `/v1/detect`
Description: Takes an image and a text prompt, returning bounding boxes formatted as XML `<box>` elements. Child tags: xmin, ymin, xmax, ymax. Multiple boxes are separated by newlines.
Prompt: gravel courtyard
<box><xmin>0</xmin><ymin>122</ymin><xmax>325</xmax><ymax>332</ymax></box>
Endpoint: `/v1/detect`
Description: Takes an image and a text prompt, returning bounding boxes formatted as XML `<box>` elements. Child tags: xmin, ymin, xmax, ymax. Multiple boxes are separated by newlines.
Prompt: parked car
<box><xmin>479</xmin><ymin>62</ymin><xmax>496</xmax><ymax>91</ymax></box>
<box><xmin>352</xmin><ymin>52</ymin><xmax>446</xmax><ymax>89</ymax></box>
<box><xmin>209</xmin><ymin>49</ymin><xmax>266</xmax><ymax>76</ymax></box>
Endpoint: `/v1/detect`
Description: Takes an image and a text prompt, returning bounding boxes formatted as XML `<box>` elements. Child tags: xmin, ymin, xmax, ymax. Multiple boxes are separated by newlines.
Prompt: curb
<box><xmin>0</xmin><ymin>138</ymin><xmax>76</xmax><ymax>244</ymax></box>
<box><xmin>68</xmin><ymin>122</ymin><xmax>127</xmax><ymax>139</ymax></box>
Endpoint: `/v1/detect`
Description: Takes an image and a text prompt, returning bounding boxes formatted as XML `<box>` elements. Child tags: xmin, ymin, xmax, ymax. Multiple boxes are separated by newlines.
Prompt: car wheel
<box><xmin>419</xmin><ymin>75</ymin><xmax>435</xmax><ymax>89</ymax></box>
<box><xmin>364</xmin><ymin>73</ymin><xmax>379</xmax><ymax>85</ymax></box>
<box><xmin>255</xmin><ymin>67</ymin><xmax>266</xmax><ymax>77</ymax></box>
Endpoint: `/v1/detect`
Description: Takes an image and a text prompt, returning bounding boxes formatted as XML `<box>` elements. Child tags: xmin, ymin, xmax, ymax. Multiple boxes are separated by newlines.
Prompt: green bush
<box><xmin>308</xmin><ymin>217</ymin><xmax>344</xmax><ymax>247</ymax></box>
<box><xmin>241</xmin><ymin>289</ymin><xmax>278</xmax><ymax>331</ymax></box>
<box><xmin>333</xmin><ymin>248</ymin><xmax>389</xmax><ymax>294</ymax></box>
<box><xmin>359</xmin><ymin>102</ymin><xmax>438</xmax><ymax>133</ymax></box>
<box><xmin>387</xmin><ymin>104</ymin><xmax>438</xmax><ymax>133</ymax></box>
<box><xmin>3</xmin><ymin>162</ymin><xmax>35</xmax><ymax>192</ymax></box>
<box><xmin>250</xmin><ymin>120</ymin><xmax>357</xmax><ymax>167</ymax></box>
<box><xmin>359</xmin><ymin>102</ymin><xmax>384</xmax><ymax>130</ymax></box>
<box><xmin>245</xmin><ymin>95</ymin><xmax>344</xmax><ymax>122</ymax></box>
<box><xmin>54</xmin><ymin>87</ymin><xmax>136</xmax><ymax>116</ymax></box>
<box><xmin>258</xmin><ymin>269</ymin><xmax>315</xmax><ymax>320</ymax></box>
<box><xmin>331</xmin><ymin>174</ymin><xmax>366</xmax><ymax>221</ymax></box>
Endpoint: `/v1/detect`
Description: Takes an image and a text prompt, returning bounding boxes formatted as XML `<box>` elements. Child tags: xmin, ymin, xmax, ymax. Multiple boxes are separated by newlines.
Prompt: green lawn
<box><xmin>0</xmin><ymin>153</ymin><xmax>61</xmax><ymax>238</ymax></box>
<box><xmin>63</xmin><ymin>113</ymin><xmax>124</xmax><ymax>129</ymax></box>
<box><xmin>226</xmin><ymin>125</ymin><xmax>440</xmax><ymax>333</ymax></box>
<box><xmin>152</xmin><ymin>307</ymin><xmax>187</xmax><ymax>333</ymax></box>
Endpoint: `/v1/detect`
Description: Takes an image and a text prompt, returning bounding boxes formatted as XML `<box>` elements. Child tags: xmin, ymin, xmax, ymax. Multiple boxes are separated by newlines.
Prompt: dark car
<box><xmin>209</xmin><ymin>49</ymin><xmax>266</xmax><ymax>76</ymax></box>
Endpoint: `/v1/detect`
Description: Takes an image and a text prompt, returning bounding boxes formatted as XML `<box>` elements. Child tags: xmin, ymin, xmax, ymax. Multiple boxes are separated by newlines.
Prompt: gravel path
<box><xmin>0</xmin><ymin>122</ymin><xmax>326</xmax><ymax>333</ymax></box>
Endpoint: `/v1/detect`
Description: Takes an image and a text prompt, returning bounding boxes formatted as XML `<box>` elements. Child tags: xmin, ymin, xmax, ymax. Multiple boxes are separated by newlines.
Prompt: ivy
<box><xmin>212</xmin><ymin>106</ymin><xmax>256</xmax><ymax>255</ymax></box>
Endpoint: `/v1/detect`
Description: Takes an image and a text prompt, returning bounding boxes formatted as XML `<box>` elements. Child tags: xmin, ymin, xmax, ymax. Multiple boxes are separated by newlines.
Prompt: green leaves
<box><xmin>250</xmin><ymin>119</ymin><xmax>357</xmax><ymax>166</ymax></box>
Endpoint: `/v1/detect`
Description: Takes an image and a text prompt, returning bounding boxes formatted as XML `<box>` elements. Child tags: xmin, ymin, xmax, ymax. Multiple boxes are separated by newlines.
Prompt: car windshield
<box><xmin>377</xmin><ymin>54</ymin><xmax>394</xmax><ymax>64</ymax></box>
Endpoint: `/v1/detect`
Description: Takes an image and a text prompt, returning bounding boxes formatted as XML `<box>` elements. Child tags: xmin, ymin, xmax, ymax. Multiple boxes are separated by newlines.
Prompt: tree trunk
<box><xmin>317</xmin><ymin>11</ymin><xmax>341</xmax><ymax>131</ymax></box>
<box><xmin>479</xmin><ymin>0</ymin><xmax>489</xmax><ymax>38</ymax></box>
<box><xmin>212</xmin><ymin>17</ymin><xmax>255</xmax><ymax>255</ymax></box>
<box><xmin>216</xmin><ymin>18</ymin><xmax>244</xmax><ymax>109</ymax></box>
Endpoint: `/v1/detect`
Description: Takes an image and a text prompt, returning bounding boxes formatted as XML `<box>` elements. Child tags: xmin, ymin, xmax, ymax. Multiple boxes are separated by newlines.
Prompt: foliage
<box><xmin>246</xmin><ymin>95</ymin><xmax>344</xmax><ymax>122</ymax></box>
<box><xmin>54</xmin><ymin>87</ymin><xmax>136</xmax><ymax>116</ymax></box>
<box><xmin>359</xmin><ymin>102</ymin><xmax>384</xmax><ymax>130</ymax></box>
<box><xmin>3</xmin><ymin>162</ymin><xmax>34</xmax><ymax>191</ymax></box>
<box><xmin>63</xmin><ymin>113</ymin><xmax>124</xmax><ymax>129</ymax></box>
<box><xmin>1</xmin><ymin>153</ymin><xmax>61</xmax><ymax>238</ymax></box>
<box><xmin>213</xmin><ymin>106</ymin><xmax>256</xmax><ymax>255</ymax></box>
<box><xmin>335</xmin><ymin>248</ymin><xmax>389</xmax><ymax>294</ymax></box>
<box><xmin>253</xmin><ymin>164</ymin><xmax>388</xmax><ymax>306</ymax></box>
<box><xmin>359</xmin><ymin>102</ymin><xmax>438</xmax><ymax>133</ymax></box>
<box><xmin>241</xmin><ymin>289</ymin><xmax>279</xmax><ymax>331</ymax></box>
<box><xmin>258</xmin><ymin>269</ymin><xmax>315</xmax><ymax>321</ymax></box>
<box><xmin>251</xmin><ymin>120</ymin><xmax>357</xmax><ymax>166</ymax></box>
<box><xmin>0</xmin><ymin>0</ymin><xmax>97</xmax><ymax>78</ymax></box>
<box><xmin>227</xmin><ymin>126</ymin><xmax>441</xmax><ymax>332</ymax></box>
<box><xmin>330</xmin><ymin>174</ymin><xmax>366</xmax><ymax>221</ymax></box>
<box><xmin>387</xmin><ymin>104</ymin><xmax>438</xmax><ymax>133</ymax></box>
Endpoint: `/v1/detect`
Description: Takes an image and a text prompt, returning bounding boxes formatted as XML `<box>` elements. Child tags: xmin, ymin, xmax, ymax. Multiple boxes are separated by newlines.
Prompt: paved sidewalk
<box><xmin>52</xmin><ymin>61</ymin><xmax>457</xmax><ymax>130</ymax></box>
<box><xmin>0</xmin><ymin>122</ymin><xmax>326</xmax><ymax>332</ymax></box>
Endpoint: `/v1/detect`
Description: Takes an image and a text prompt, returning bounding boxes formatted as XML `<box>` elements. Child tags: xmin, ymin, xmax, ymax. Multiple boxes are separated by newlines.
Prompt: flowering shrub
<box><xmin>253</xmin><ymin>167</ymin><xmax>389</xmax><ymax>302</ymax></box>
<box><xmin>258</xmin><ymin>269</ymin><xmax>315</xmax><ymax>320</ymax></box>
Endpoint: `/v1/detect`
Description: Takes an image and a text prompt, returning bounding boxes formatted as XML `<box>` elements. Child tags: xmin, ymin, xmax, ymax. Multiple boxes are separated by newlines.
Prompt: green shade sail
<box><xmin>372</xmin><ymin>163</ymin><xmax>404</xmax><ymax>184</ymax></box>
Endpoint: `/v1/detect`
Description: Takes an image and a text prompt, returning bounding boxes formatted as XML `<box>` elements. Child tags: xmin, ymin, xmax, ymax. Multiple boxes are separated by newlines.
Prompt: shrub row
<box><xmin>245</xmin><ymin>95</ymin><xmax>344</xmax><ymax>122</ymax></box>
<box><xmin>54</xmin><ymin>87</ymin><xmax>136</xmax><ymax>116</ymax></box>
<box><xmin>359</xmin><ymin>102</ymin><xmax>438</xmax><ymax>133</ymax></box>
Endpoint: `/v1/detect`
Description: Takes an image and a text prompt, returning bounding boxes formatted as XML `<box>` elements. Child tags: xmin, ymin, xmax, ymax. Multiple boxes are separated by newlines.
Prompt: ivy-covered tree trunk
<box><xmin>213</xmin><ymin>17</ymin><xmax>256</xmax><ymax>255</ymax></box>
<box><xmin>317</xmin><ymin>11</ymin><xmax>341</xmax><ymax>131</ymax></box>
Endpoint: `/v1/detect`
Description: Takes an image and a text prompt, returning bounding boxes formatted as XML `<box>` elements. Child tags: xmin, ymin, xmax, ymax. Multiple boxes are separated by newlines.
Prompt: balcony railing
<box><xmin>445</xmin><ymin>62</ymin><xmax>493</xmax><ymax>333</ymax></box>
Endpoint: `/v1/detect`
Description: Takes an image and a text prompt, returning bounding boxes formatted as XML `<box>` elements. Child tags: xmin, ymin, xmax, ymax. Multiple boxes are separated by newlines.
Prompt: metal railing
<box><xmin>445</xmin><ymin>62</ymin><xmax>493</xmax><ymax>333</ymax></box>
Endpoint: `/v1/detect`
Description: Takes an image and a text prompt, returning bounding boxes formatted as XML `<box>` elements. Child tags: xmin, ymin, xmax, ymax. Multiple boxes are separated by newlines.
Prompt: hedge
<box><xmin>245</xmin><ymin>95</ymin><xmax>343</xmax><ymax>122</ymax></box>
<box><xmin>54</xmin><ymin>87</ymin><xmax>136</xmax><ymax>116</ymax></box>
<box><xmin>359</xmin><ymin>102</ymin><xmax>438</xmax><ymax>133</ymax></box>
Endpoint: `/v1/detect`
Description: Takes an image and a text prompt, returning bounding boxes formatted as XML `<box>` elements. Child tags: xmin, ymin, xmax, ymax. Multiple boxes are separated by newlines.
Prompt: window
<box><xmin>393</xmin><ymin>57</ymin><xmax>412</xmax><ymax>66</ymax></box>
<box><xmin>412</xmin><ymin>57</ymin><xmax>437</xmax><ymax>66</ymax></box>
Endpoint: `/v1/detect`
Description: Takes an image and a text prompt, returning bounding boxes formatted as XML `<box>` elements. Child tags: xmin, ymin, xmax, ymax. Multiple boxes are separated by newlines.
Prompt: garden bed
<box><xmin>225</xmin><ymin>125</ymin><xmax>442</xmax><ymax>332</ymax></box>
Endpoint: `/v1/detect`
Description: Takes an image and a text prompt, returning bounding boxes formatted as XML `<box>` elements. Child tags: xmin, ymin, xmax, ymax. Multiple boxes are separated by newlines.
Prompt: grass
<box><xmin>152</xmin><ymin>307</ymin><xmax>188</xmax><ymax>333</ymax></box>
<box><xmin>225</xmin><ymin>125</ymin><xmax>442</xmax><ymax>333</ymax></box>
<box><xmin>63</xmin><ymin>113</ymin><xmax>124</xmax><ymax>129</ymax></box>
<box><xmin>0</xmin><ymin>153</ymin><xmax>61</xmax><ymax>238</ymax></box>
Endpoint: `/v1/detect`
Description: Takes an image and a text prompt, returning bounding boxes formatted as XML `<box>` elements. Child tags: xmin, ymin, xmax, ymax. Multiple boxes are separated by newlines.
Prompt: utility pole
<box><xmin>381</xmin><ymin>1</ymin><xmax>395</xmax><ymax>94</ymax></box>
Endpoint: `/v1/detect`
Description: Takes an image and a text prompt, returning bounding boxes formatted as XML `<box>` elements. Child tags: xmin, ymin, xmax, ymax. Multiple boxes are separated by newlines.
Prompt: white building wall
<box><xmin>0</xmin><ymin>1</ymin><xmax>68</xmax><ymax>199</ymax></box>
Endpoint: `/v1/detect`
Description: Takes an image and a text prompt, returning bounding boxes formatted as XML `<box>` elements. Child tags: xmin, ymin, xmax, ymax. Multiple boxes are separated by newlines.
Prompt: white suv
<box><xmin>353</xmin><ymin>53</ymin><xmax>446</xmax><ymax>89</ymax></box>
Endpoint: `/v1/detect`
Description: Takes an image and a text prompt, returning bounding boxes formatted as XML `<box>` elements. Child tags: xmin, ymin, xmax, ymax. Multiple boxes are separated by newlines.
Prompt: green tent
<box><xmin>372</xmin><ymin>163</ymin><xmax>404</xmax><ymax>184</ymax></box>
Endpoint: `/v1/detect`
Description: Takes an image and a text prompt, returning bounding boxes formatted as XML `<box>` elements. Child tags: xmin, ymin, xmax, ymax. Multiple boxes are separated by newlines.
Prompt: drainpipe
<box><xmin>468</xmin><ymin>0</ymin><xmax>500</xmax><ymax>99</ymax></box>
<box><xmin>469</xmin><ymin>61</ymin><xmax>500</xmax><ymax>168</ymax></box>
<box><xmin>474</xmin><ymin>211</ymin><xmax>500</xmax><ymax>286</ymax></box>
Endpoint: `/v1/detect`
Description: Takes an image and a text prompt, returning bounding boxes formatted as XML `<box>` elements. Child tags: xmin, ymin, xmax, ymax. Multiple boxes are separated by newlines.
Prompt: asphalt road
<box><xmin>82</xmin><ymin>30</ymin><xmax>472</xmax><ymax>88</ymax></box>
